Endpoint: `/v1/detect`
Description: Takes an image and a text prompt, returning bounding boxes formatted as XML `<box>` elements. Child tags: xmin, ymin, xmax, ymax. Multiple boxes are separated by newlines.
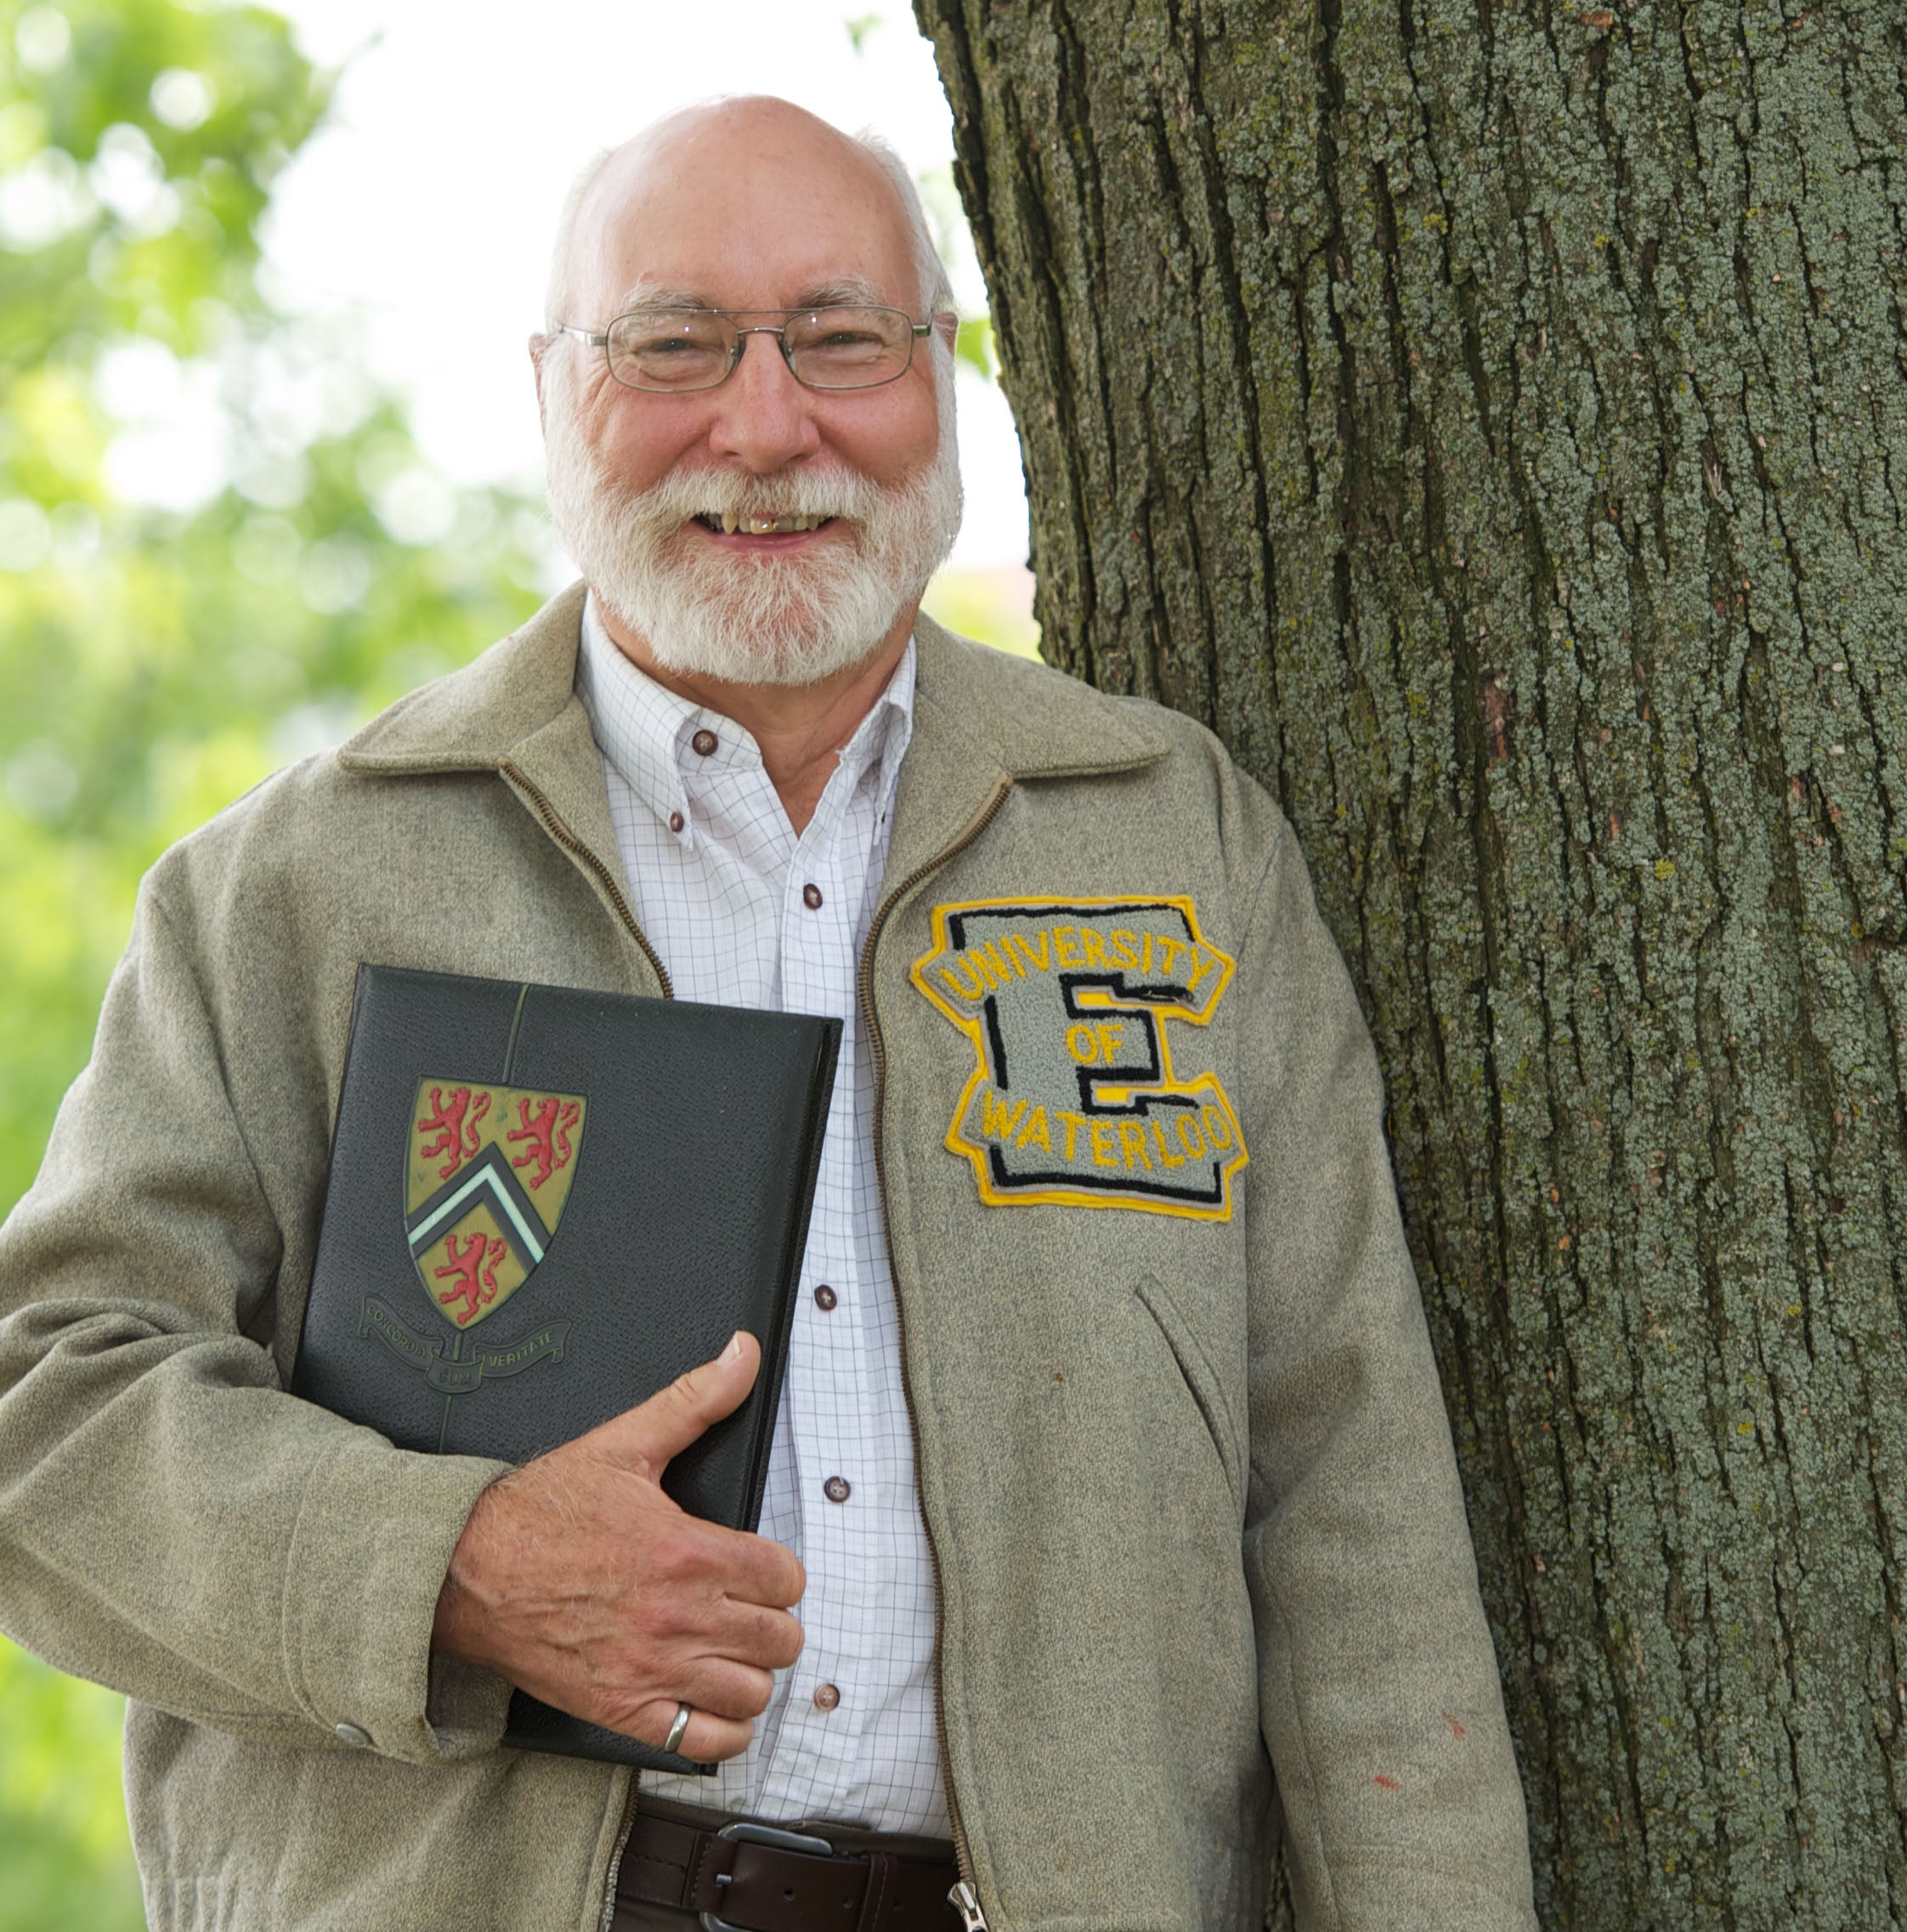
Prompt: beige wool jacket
<box><xmin>0</xmin><ymin>585</ymin><xmax>1536</xmax><ymax>1932</ymax></box>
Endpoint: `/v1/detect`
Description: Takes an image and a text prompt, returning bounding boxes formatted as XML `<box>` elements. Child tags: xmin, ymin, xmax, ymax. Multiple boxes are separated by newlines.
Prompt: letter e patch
<box><xmin>912</xmin><ymin>896</ymin><xmax>1247</xmax><ymax>1217</ymax></box>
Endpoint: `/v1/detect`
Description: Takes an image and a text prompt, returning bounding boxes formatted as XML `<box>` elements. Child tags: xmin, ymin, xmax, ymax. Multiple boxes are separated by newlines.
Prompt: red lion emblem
<box><xmin>506</xmin><ymin>1096</ymin><xmax>580</xmax><ymax>1191</ymax></box>
<box><xmin>433</xmin><ymin>1231</ymin><xmax>506</xmax><ymax>1324</ymax></box>
<box><xmin>416</xmin><ymin>1086</ymin><xmax>491</xmax><ymax>1181</ymax></box>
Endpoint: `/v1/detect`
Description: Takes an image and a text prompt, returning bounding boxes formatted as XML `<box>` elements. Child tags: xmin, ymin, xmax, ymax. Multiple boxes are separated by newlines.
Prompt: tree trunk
<box><xmin>913</xmin><ymin>1</ymin><xmax>1907</xmax><ymax>1924</ymax></box>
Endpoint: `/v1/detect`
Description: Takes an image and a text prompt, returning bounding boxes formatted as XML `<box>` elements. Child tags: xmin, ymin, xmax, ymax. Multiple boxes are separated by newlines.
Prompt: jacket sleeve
<box><xmin>1235</xmin><ymin>818</ymin><xmax>1538</xmax><ymax>1930</ymax></box>
<box><xmin>0</xmin><ymin>869</ymin><xmax>513</xmax><ymax>1765</ymax></box>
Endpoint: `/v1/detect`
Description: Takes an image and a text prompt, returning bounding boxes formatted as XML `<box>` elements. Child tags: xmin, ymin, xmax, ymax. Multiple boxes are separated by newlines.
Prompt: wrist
<box><xmin>430</xmin><ymin>1483</ymin><xmax>501</xmax><ymax>1666</ymax></box>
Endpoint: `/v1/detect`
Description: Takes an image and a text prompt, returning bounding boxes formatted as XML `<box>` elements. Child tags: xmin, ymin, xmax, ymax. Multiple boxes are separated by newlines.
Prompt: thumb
<box><xmin>593</xmin><ymin>1330</ymin><xmax>761</xmax><ymax>1479</ymax></box>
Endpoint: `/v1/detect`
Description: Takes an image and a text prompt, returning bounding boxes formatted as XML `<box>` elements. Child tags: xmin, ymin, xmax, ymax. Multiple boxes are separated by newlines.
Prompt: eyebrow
<box><xmin>607</xmin><ymin>273</ymin><xmax>892</xmax><ymax>316</ymax></box>
<box><xmin>610</xmin><ymin>283</ymin><xmax>708</xmax><ymax>315</ymax></box>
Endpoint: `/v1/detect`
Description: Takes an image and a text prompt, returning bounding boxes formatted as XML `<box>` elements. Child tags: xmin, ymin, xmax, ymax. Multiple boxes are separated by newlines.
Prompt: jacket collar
<box><xmin>336</xmin><ymin>581</ymin><xmax>1170</xmax><ymax>787</ymax></box>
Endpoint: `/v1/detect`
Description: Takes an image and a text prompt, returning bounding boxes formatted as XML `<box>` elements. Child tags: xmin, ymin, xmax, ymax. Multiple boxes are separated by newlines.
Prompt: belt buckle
<box><xmin>699</xmin><ymin>1820</ymin><xmax>836</xmax><ymax>1932</ymax></box>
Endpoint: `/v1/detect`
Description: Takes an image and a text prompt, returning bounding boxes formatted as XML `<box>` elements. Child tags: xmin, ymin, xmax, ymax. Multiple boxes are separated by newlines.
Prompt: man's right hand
<box><xmin>430</xmin><ymin>1330</ymin><xmax>805</xmax><ymax>1763</ymax></box>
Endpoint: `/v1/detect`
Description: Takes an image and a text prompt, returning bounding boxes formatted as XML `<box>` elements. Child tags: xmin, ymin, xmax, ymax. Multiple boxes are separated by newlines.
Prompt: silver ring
<box><xmin>663</xmin><ymin>1703</ymin><xmax>693</xmax><ymax>1754</ymax></box>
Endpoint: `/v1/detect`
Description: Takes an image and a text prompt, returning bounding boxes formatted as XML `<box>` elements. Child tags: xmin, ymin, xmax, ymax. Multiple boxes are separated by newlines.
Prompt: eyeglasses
<box><xmin>551</xmin><ymin>305</ymin><xmax>940</xmax><ymax>394</ymax></box>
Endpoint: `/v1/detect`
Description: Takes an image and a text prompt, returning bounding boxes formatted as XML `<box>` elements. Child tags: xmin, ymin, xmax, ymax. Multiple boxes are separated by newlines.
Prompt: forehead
<box><xmin>574</xmin><ymin>116</ymin><xmax>918</xmax><ymax>319</ymax></box>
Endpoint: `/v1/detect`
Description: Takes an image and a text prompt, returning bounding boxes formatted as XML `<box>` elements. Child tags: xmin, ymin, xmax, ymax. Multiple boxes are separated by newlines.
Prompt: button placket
<box><xmin>578</xmin><ymin>609</ymin><xmax>941</xmax><ymax>1830</ymax></box>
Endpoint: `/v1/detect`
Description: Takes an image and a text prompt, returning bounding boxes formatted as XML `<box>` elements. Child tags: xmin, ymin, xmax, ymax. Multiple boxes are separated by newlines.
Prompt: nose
<box><xmin>705</xmin><ymin>328</ymin><xmax>823</xmax><ymax>472</ymax></box>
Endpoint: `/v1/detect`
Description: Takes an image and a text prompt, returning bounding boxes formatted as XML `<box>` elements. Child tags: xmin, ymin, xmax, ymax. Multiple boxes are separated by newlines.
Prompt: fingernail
<box><xmin>723</xmin><ymin>1330</ymin><xmax>744</xmax><ymax>1362</ymax></box>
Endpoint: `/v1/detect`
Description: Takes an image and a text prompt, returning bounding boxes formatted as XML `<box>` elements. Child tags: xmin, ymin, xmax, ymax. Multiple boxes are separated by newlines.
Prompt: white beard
<box><xmin>541</xmin><ymin>361</ymin><xmax>964</xmax><ymax>687</ymax></box>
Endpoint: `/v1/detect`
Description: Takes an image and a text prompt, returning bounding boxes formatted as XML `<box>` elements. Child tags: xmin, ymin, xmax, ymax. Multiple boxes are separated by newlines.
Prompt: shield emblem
<box><xmin>405</xmin><ymin>1082</ymin><xmax>587</xmax><ymax>1329</ymax></box>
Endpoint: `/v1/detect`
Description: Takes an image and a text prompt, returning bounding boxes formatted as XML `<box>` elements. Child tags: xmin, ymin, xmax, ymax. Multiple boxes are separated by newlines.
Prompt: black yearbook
<box><xmin>290</xmin><ymin>964</ymin><xmax>841</xmax><ymax>1773</ymax></box>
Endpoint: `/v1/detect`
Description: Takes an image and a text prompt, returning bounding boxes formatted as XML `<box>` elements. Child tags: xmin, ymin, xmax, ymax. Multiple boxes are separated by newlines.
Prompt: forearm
<box><xmin>0</xmin><ymin>1290</ymin><xmax>511</xmax><ymax>1759</ymax></box>
<box><xmin>0</xmin><ymin>879</ymin><xmax>512</xmax><ymax>1761</ymax></box>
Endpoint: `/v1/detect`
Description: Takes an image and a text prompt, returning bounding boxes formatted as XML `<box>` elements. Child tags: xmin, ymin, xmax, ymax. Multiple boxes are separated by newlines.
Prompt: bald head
<box><xmin>546</xmin><ymin>98</ymin><xmax>953</xmax><ymax>334</ymax></box>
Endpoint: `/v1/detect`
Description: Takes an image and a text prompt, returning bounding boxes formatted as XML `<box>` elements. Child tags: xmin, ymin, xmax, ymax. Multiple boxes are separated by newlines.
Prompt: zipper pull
<box><xmin>948</xmin><ymin>1880</ymin><xmax>989</xmax><ymax>1931</ymax></box>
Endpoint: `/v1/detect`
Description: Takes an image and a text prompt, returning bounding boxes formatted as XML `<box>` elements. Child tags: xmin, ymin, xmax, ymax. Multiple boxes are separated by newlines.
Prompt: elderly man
<box><xmin>0</xmin><ymin>97</ymin><xmax>1536</xmax><ymax>1932</ymax></box>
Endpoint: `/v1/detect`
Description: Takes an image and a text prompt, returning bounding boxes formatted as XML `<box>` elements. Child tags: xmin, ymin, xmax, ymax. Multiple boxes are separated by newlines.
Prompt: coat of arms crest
<box><xmin>405</xmin><ymin>1082</ymin><xmax>587</xmax><ymax>1329</ymax></box>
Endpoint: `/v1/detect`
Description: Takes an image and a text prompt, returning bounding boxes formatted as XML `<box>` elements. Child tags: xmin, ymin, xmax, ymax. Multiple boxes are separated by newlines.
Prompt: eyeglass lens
<box><xmin>603</xmin><ymin>307</ymin><xmax>915</xmax><ymax>392</ymax></box>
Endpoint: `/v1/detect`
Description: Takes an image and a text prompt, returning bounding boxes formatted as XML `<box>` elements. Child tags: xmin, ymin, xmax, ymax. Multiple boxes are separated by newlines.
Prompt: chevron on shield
<box><xmin>405</xmin><ymin>1081</ymin><xmax>586</xmax><ymax>1329</ymax></box>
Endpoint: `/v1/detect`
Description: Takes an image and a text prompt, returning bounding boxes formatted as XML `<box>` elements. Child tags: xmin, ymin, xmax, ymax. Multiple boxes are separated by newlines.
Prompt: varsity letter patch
<box><xmin>912</xmin><ymin>896</ymin><xmax>1248</xmax><ymax>1217</ymax></box>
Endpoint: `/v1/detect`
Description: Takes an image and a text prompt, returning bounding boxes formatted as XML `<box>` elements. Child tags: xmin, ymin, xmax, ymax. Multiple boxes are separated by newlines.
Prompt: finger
<box><xmin>588</xmin><ymin>1331</ymin><xmax>762</xmax><ymax>1479</ymax></box>
<box><xmin>705</xmin><ymin>1598</ymin><xmax>806</xmax><ymax>1674</ymax></box>
<box><xmin>705</xmin><ymin>1526</ymin><xmax>806</xmax><ymax>1610</ymax></box>
<box><xmin>672</xmin><ymin>1656</ymin><xmax>779</xmax><ymax>1724</ymax></box>
<box><xmin>614</xmin><ymin>1696</ymin><xmax>755</xmax><ymax>1765</ymax></box>
<box><xmin>678</xmin><ymin>1706</ymin><xmax>755</xmax><ymax>1764</ymax></box>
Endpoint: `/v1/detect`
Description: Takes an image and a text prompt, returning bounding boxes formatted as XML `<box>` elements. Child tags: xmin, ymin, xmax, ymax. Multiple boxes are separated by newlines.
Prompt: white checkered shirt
<box><xmin>574</xmin><ymin>594</ymin><xmax>949</xmax><ymax>1835</ymax></box>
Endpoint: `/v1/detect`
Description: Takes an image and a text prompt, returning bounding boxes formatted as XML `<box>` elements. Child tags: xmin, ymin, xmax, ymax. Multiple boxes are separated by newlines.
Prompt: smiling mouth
<box><xmin>693</xmin><ymin>512</ymin><xmax>836</xmax><ymax>535</ymax></box>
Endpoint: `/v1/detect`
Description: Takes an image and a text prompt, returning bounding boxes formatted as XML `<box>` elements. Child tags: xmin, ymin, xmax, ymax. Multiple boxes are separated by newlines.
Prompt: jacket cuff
<box><xmin>1327</xmin><ymin>1862</ymin><xmax>1540</xmax><ymax>1932</ymax></box>
<box><xmin>280</xmin><ymin>1428</ymin><xmax>513</xmax><ymax>1764</ymax></box>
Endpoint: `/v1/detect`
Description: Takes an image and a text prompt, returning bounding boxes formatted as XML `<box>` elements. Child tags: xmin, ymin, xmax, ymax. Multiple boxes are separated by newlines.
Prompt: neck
<box><xmin>595</xmin><ymin>599</ymin><xmax>918</xmax><ymax>836</ymax></box>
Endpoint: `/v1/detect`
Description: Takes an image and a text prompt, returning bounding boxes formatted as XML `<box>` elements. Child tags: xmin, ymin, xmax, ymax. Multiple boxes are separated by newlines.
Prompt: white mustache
<box><xmin>636</xmin><ymin>464</ymin><xmax>885</xmax><ymax>530</ymax></box>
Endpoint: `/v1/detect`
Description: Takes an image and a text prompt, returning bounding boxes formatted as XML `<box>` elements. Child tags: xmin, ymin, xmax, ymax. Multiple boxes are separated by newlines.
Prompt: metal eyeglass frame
<box><xmin>549</xmin><ymin>305</ymin><xmax>940</xmax><ymax>393</ymax></box>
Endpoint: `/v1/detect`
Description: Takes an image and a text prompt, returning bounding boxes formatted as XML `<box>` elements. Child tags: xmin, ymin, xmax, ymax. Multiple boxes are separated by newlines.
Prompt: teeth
<box><xmin>705</xmin><ymin>513</ymin><xmax>829</xmax><ymax>535</ymax></box>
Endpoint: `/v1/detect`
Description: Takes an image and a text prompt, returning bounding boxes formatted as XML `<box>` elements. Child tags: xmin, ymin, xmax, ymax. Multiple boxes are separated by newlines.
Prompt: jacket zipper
<box><xmin>597</xmin><ymin>1776</ymin><xmax>642</xmax><ymax>1932</ymax></box>
<box><xmin>499</xmin><ymin>756</ymin><xmax>659</xmax><ymax>1929</ymax></box>
<box><xmin>857</xmin><ymin>774</ymin><xmax>1011</xmax><ymax>1928</ymax></box>
<box><xmin>510</xmin><ymin>753</ymin><xmax>1008</xmax><ymax>1930</ymax></box>
<box><xmin>500</xmin><ymin>759</ymin><xmax>676</xmax><ymax>999</ymax></box>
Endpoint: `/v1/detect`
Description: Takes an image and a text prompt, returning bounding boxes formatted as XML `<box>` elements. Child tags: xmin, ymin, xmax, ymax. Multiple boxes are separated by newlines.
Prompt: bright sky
<box><xmin>261</xmin><ymin>0</ymin><xmax>1031</xmax><ymax>569</ymax></box>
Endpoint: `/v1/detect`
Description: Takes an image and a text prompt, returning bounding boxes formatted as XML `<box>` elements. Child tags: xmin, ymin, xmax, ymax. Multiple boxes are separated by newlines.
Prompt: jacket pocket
<box><xmin>1132</xmin><ymin>1271</ymin><xmax>1246</xmax><ymax>1519</ymax></box>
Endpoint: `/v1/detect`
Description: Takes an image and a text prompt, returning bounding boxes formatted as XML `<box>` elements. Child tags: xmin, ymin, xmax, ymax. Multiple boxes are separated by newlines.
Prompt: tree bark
<box><xmin>914</xmin><ymin>1</ymin><xmax>1907</xmax><ymax>1923</ymax></box>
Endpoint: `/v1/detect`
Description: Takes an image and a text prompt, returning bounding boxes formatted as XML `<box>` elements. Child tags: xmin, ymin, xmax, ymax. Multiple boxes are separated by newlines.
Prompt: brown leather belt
<box><xmin>617</xmin><ymin>1805</ymin><xmax>962</xmax><ymax>1932</ymax></box>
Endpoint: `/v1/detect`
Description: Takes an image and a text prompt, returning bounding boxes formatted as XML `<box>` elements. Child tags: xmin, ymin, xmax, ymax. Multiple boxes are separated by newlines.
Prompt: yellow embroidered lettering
<box><xmin>939</xmin><ymin>960</ymin><xmax>983</xmax><ymax>1001</ymax></box>
<box><xmin>974</xmin><ymin>938</ymin><xmax>1021</xmax><ymax>985</ymax></box>
<box><xmin>913</xmin><ymin>896</ymin><xmax>1248</xmax><ymax>1220</ymax></box>
<box><xmin>1007</xmin><ymin>931</ymin><xmax>1050</xmax><ymax>973</ymax></box>
<box><xmin>965</xmin><ymin>949</ymin><xmax>1003</xmax><ymax>993</ymax></box>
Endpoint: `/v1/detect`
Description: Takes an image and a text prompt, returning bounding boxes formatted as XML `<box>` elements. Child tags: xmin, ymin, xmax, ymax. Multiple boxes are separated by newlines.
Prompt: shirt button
<box><xmin>668</xmin><ymin>811</ymin><xmax>684</xmax><ymax>833</ymax></box>
<box><xmin>823</xmin><ymin>1475</ymin><xmax>851</xmax><ymax>1504</ymax></box>
<box><xmin>334</xmin><ymin>1723</ymin><xmax>371</xmax><ymax>1748</ymax></box>
<box><xmin>802</xmin><ymin>882</ymin><xmax>823</xmax><ymax>910</ymax></box>
<box><xmin>691</xmin><ymin>728</ymin><xmax>718</xmax><ymax>756</ymax></box>
<box><xmin>812</xmin><ymin>1683</ymin><xmax>840</xmax><ymax>1712</ymax></box>
<box><xmin>813</xmin><ymin>1284</ymin><xmax>837</xmax><ymax>1312</ymax></box>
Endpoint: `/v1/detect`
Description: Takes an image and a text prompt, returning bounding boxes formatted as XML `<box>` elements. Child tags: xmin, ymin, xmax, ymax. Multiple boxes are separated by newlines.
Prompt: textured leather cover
<box><xmin>290</xmin><ymin>964</ymin><xmax>840</xmax><ymax>1772</ymax></box>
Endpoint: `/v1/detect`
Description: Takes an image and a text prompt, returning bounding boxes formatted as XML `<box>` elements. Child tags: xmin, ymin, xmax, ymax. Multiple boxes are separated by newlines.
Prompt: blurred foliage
<box><xmin>0</xmin><ymin>0</ymin><xmax>546</xmax><ymax>1922</ymax></box>
<box><xmin>0</xmin><ymin>0</ymin><xmax>551</xmax><ymax>1202</ymax></box>
<box><xmin>0</xmin><ymin>1639</ymin><xmax>144</xmax><ymax>1928</ymax></box>
<box><xmin>0</xmin><ymin>4</ymin><xmax>1030</xmax><ymax>1924</ymax></box>
<box><xmin>921</xmin><ymin>563</ymin><xmax>1035</xmax><ymax>660</ymax></box>
<box><xmin>954</xmin><ymin>314</ymin><xmax>993</xmax><ymax>380</ymax></box>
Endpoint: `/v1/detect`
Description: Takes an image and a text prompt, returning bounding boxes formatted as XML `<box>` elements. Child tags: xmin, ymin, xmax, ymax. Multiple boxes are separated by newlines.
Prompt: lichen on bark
<box><xmin>915</xmin><ymin>0</ymin><xmax>1907</xmax><ymax>1923</ymax></box>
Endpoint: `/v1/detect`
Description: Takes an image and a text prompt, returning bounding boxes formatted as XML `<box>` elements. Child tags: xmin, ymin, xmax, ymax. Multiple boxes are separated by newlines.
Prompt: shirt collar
<box><xmin>574</xmin><ymin>589</ymin><xmax>916</xmax><ymax>845</ymax></box>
